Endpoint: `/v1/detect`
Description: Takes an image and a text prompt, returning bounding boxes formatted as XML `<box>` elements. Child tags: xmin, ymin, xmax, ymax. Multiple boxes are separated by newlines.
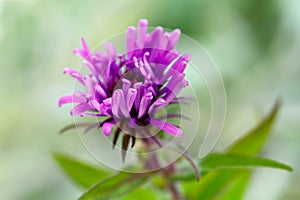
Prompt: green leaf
<box><xmin>183</xmin><ymin>100</ymin><xmax>282</xmax><ymax>199</ymax></box>
<box><xmin>78</xmin><ymin>171</ymin><xmax>156</xmax><ymax>200</ymax></box>
<box><xmin>217</xmin><ymin>171</ymin><xmax>250</xmax><ymax>200</ymax></box>
<box><xmin>201</xmin><ymin>153</ymin><xmax>292</xmax><ymax>172</ymax></box>
<box><xmin>176</xmin><ymin>152</ymin><xmax>292</xmax><ymax>182</ymax></box>
<box><xmin>120</xmin><ymin>188</ymin><xmax>157</xmax><ymax>200</ymax></box>
<box><xmin>183</xmin><ymin>169</ymin><xmax>245</xmax><ymax>200</ymax></box>
<box><xmin>227</xmin><ymin>99</ymin><xmax>281</xmax><ymax>155</ymax></box>
<box><xmin>53</xmin><ymin>153</ymin><xmax>111</xmax><ymax>188</ymax></box>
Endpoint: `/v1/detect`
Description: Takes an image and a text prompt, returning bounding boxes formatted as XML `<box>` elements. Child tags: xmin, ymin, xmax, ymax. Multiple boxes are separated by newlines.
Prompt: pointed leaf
<box><xmin>173</xmin><ymin>153</ymin><xmax>292</xmax><ymax>182</ymax></box>
<box><xmin>183</xmin><ymin>169</ymin><xmax>244</xmax><ymax>199</ymax></box>
<box><xmin>78</xmin><ymin>171</ymin><xmax>156</xmax><ymax>200</ymax></box>
<box><xmin>217</xmin><ymin>171</ymin><xmax>250</xmax><ymax>200</ymax></box>
<box><xmin>184</xmin><ymin>101</ymin><xmax>282</xmax><ymax>199</ymax></box>
<box><xmin>201</xmin><ymin>153</ymin><xmax>292</xmax><ymax>172</ymax></box>
<box><xmin>227</xmin><ymin>99</ymin><xmax>281</xmax><ymax>155</ymax></box>
<box><xmin>53</xmin><ymin>153</ymin><xmax>111</xmax><ymax>188</ymax></box>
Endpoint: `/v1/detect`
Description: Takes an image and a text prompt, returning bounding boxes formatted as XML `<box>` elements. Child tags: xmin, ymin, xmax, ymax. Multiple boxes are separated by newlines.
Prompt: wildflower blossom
<box><xmin>59</xmin><ymin>19</ymin><xmax>191</xmax><ymax>156</ymax></box>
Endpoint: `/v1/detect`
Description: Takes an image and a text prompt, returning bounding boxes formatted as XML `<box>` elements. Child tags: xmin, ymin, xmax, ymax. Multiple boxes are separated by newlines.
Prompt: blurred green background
<box><xmin>1</xmin><ymin>0</ymin><xmax>299</xmax><ymax>199</ymax></box>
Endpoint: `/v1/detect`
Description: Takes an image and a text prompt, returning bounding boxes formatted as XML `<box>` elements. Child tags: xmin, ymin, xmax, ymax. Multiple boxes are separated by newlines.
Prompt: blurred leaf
<box><xmin>53</xmin><ymin>153</ymin><xmax>111</xmax><ymax>188</ymax></box>
<box><xmin>78</xmin><ymin>171</ymin><xmax>155</xmax><ymax>200</ymax></box>
<box><xmin>183</xmin><ymin>169</ymin><xmax>247</xmax><ymax>200</ymax></box>
<box><xmin>184</xmin><ymin>100</ymin><xmax>281</xmax><ymax>199</ymax></box>
<box><xmin>217</xmin><ymin>171</ymin><xmax>250</xmax><ymax>200</ymax></box>
<box><xmin>201</xmin><ymin>153</ymin><xmax>292</xmax><ymax>172</ymax></box>
<box><xmin>120</xmin><ymin>188</ymin><xmax>157</xmax><ymax>200</ymax></box>
<box><xmin>227</xmin><ymin>99</ymin><xmax>281</xmax><ymax>155</ymax></box>
<box><xmin>152</xmin><ymin>176</ymin><xmax>166</xmax><ymax>189</ymax></box>
<box><xmin>173</xmin><ymin>153</ymin><xmax>292</xmax><ymax>182</ymax></box>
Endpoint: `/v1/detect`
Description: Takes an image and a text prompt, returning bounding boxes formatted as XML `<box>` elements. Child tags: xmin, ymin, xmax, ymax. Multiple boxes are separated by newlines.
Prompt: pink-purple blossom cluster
<box><xmin>59</xmin><ymin>19</ymin><xmax>191</xmax><ymax>147</ymax></box>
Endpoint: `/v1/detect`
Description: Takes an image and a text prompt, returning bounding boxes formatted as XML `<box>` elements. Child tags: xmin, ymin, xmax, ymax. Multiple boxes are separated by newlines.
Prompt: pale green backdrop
<box><xmin>0</xmin><ymin>0</ymin><xmax>299</xmax><ymax>199</ymax></box>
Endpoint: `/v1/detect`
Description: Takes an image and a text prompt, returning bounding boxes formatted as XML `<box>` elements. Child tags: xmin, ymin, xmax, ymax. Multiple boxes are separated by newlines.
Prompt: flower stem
<box><xmin>162</xmin><ymin>162</ymin><xmax>183</xmax><ymax>200</ymax></box>
<box><xmin>167</xmin><ymin>181</ymin><xmax>182</xmax><ymax>200</ymax></box>
<box><xmin>142</xmin><ymin>137</ymin><xmax>183</xmax><ymax>200</ymax></box>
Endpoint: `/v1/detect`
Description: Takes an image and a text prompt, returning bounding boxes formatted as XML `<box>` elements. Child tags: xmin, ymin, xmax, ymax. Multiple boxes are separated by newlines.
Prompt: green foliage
<box><xmin>54</xmin><ymin>153</ymin><xmax>159</xmax><ymax>199</ymax></box>
<box><xmin>53</xmin><ymin>153</ymin><xmax>111</xmax><ymax>188</ymax></box>
<box><xmin>183</xmin><ymin>100</ymin><xmax>286</xmax><ymax>199</ymax></box>
<box><xmin>173</xmin><ymin>152</ymin><xmax>292</xmax><ymax>181</ymax></box>
<box><xmin>216</xmin><ymin>171</ymin><xmax>250</xmax><ymax>200</ymax></box>
<box><xmin>227</xmin><ymin>100</ymin><xmax>281</xmax><ymax>155</ymax></box>
<box><xmin>121</xmin><ymin>188</ymin><xmax>157</xmax><ymax>200</ymax></box>
<box><xmin>78</xmin><ymin>171</ymin><xmax>156</xmax><ymax>200</ymax></box>
<box><xmin>201</xmin><ymin>153</ymin><xmax>292</xmax><ymax>172</ymax></box>
<box><xmin>183</xmin><ymin>169</ymin><xmax>248</xmax><ymax>200</ymax></box>
<box><xmin>54</xmin><ymin>101</ymin><xmax>293</xmax><ymax>200</ymax></box>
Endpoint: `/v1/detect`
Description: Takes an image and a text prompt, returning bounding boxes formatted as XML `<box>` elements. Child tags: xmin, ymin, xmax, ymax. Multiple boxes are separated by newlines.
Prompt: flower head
<box><xmin>59</xmin><ymin>19</ymin><xmax>191</xmax><ymax>158</ymax></box>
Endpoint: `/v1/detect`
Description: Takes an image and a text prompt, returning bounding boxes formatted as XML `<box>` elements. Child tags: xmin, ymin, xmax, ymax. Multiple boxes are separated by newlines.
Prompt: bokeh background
<box><xmin>1</xmin><ymin>0</ymin><xmax>299</xmax><ymax>199</ymax></box>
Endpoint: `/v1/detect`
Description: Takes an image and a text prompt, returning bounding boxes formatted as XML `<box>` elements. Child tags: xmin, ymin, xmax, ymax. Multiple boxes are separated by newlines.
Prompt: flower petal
<box><xmin>58</xmin><ymin>94</ymin><xmax>86</xmax><ymax>107</ymax></box>
<box><xmin>148</xmin><ymin>98</ymin><xmax>165</xmax><ymax>114</ymax></box>
<box><xmin>127</xmin><ymin>88</ymin><xmax>137</xmax><ymax>111</ymax></box>
<box><xmin>145</xmin><ymin>26</ymin><xmax>163</xmax><ymax>49</ymax></box>
<box><xmin>90</xmin><ymin>100</ymin><xmax>101</xmax><ymax>111</ymax></box>
<box><xmin>100</xmin><ymin>98</ymin><xmax>112</xmax><ymax>115</ymax></box>
<box><xmin>102</xmin><ymin>121</ymin><xmax>115</xmax><ymax>137</ymax></box>
<box><xmin>172</xmin><ymin>54</ymin><xmax>191</xmax><ymax>73</ymax></box>
<box><xmin>73</xmin><ymin>38</ymin><xmax>90</xmax><ymax>59</ymax></box>
<box><xmin>118</xmin><ymin>90</ymin><xmax>131</xmax><ymax>118</ymax></box>
<box><xmin>166</xmin><ymin>29</ymin><xmax>181</xmax><ymax>50</ymax></box>
<box><xmin>137</xmin><ymin>19</ymin><xmax>148</xmax><ymax>45</ymax></box>
<box><xmin>63</xmin><ymin>68</ymin><xmax>85</xmax><ymax>85</ymax></box>
<box><xmin>126</xmin><ymin>26</ymin><xmax>136</xmax><ymax>59</ymax></box>
<box><xmin>70</xmin><ymin>103</ymin><xmax>91</xmax><ymax>116</ymax></box>
<box><xmin>103</xmin><ymin>42</ymin><xmax>117</xmax><ymax>61</ymax></box>
<box><xmin>95</xmin><ymin>84</ymin><xmax>107</xmax><ymax>100</ymax></box>
<box><xmin>83</xmin><ymin>60</ymin><xmax>98</xmax><ymax>79</ymax></box>
<box><xmin>133</xmin><ymin>82</ymin><xmax>143</xmax><ymax>110</ymax></box>
<box><xmin>122</xmin><ymin>78</ymin><xmax>132</xmax><ymax>92</ymax></box>
<box><xmin>138</xmin><ymin>92</ymin><xmax>153</xmax><ymax>118</ymax></box>
<box><xmin>112</xmin><ymin>90</ymin><xmax>122</xmax><ymax>118</ymax></box>
<box><xmin>151</xmin><ymin>119</ymin><xmax>183</xmax><ymax>137</ymax></box>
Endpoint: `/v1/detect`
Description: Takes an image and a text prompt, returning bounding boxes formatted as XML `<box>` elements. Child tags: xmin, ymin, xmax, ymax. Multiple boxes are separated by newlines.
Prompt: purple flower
<box><xmin>59</xmin><ymin>19</ymin><xmax>191</xmax><ymax>155</ymax></box>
